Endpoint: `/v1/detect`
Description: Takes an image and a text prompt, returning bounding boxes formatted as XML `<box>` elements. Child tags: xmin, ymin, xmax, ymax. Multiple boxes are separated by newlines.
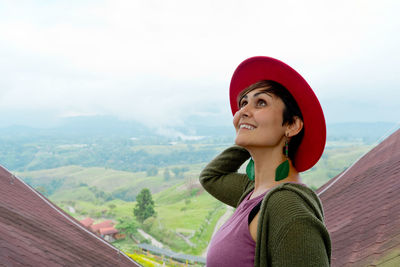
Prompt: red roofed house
<box><xmin>0</xmin><ymin>166</ymin><xmax>139</xmax><ymax>266</ymax></box>
<box><xmin>80</xmin><ymin>217</ymin><xmax>94</xmax><ymax>228</ymax></box>
<box><xmin>88</xmin><ymin>220</ymin><xmax>124</xmax><ymax>242</ymax></box>
<box><xmin>90</xmin><ymin>219</ymin><xmax>114</xmax><ymax>234</ymax></box>
<box><xmin>317</xmin><ymin>128</ymin><xmax>400</xmax><ymax>266</ymax></box>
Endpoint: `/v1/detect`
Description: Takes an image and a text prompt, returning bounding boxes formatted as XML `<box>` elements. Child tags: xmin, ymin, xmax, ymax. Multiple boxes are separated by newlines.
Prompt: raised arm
<box><xmin>199</xmin><ymin>145</ymin><xmax>253</xmax><ymax>207</ymax></box>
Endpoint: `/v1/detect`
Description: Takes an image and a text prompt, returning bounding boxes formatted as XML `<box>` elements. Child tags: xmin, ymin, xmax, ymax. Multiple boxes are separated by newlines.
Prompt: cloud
<box><xmin>0</xmin><ymin>0</ymin><xmax>399</xmax><ymax>128</ymax></box>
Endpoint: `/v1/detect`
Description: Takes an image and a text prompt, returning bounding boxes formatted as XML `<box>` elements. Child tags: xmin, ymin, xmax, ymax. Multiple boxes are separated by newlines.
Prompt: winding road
<box><xmin>137</xmin><ymin>229</ymin><xmax>163</xmax><ymax>248</ymax></box>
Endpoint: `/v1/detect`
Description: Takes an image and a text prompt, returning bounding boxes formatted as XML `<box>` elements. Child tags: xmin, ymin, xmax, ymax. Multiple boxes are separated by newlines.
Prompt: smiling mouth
<box><xmin>239</xmin><ymin>124</ymin><xmax>256</xmax><ymax>130</ymax></box>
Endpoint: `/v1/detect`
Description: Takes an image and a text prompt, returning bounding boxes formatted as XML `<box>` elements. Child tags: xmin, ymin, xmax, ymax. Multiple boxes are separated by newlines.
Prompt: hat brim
<box><xmin>229</xmin><ymin>56</ymin><xmax>326</xmax><ymax>172</ymax></box>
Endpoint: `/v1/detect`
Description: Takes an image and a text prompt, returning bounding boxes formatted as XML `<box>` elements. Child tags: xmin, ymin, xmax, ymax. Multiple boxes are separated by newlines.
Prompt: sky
<box><xmin>0</xmin><ymin>0</ymin><xmax>399</xmax><ymax>131</ymax></box>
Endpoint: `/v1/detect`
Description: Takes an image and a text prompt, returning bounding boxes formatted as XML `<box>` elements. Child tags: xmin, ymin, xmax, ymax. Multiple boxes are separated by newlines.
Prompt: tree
<box><xmin>146</xmin><ymin>166</ymin><xmax>158</xmax><ymax>177</ymax></box>
<box><xmin>115</xmin><ymin>217</ymin><xmax>138</xmax><ymax>236</ymax></box>
<box><xmin>163</xmin><ymin>167</ymin><xmax>171</xmax><ymax>181</ymax></box>
<box><xmin>172</xmin><ymin>167</ymin><xmax>185</xmax><ymax>178</ymax></box>
<box><xmin>172</xmin><ymin>167</ymin><xmax>189</xmax><ymax>179</ymax></box>
<box><xmin>134</xmin><ymin>188</ymin><xmax>156</xmax><ymax>223</ymax></box>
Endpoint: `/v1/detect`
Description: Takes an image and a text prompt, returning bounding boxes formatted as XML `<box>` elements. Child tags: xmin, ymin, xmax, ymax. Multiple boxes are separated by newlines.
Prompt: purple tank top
<box><xmin>206</xmin><ymin>190</ymin><xmax>268</xmax><ymax>267</ymax></box>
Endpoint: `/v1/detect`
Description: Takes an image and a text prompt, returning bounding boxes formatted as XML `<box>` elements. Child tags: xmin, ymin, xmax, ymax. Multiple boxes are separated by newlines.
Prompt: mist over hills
<box><xmin>0</xmin><ymin>115</ymin><xmax>397</xmax><ymax>142</ymax></box>
<box><xmin>0</xmin><ymin>115</ymin><xmax>398</xmax><ymax>172</ymax></box>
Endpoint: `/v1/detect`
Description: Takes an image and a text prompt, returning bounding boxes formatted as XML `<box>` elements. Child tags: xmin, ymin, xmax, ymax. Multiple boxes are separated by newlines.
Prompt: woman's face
<box><xmin>233</xmin><ymin>87</ymin><xmax>287</xmax><ymax>150</ymax></box>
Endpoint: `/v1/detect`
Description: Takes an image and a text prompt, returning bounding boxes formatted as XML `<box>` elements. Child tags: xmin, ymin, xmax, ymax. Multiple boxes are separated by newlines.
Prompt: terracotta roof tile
<box><xmin>100</xmin><ymin>227</ymin><xmax>119</xmax><ymax>235</ymax></box>
<box><xmin>80</xmin><ymin>217</ymin><xmax>94</xmax><ymax>228</ymax></box>
<box><xmin>0</xmin><ymin>166</ymin><xmax>139</xmax><ymax>266</ymax></box>
<box><xmin>317</xmin><ymin>129</ymin><xmax>400</xmax><ymax>266</ymax></box>
<box><xmin>91</xmin><ymin>220</ymin><xmax>114</xmax><ymax>232</ymax></box>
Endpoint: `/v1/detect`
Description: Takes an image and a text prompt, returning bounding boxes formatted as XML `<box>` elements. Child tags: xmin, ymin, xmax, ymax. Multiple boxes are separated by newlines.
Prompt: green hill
<box><xmin>16</xmin><ymin>164</ymin><xmax>203</xmax><ymax>201</ymax></box>
<box><xmin>13</xmin><ymin>140</ymin><xmax>374</xmax><ymax>255</ymax></box>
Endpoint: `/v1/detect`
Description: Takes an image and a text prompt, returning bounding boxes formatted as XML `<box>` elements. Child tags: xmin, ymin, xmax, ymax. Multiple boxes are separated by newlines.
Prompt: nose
<box><xmin>239</xmin><ymin>104</ymin><xmax>251</xmax><ymax>118</ymax></box>
<box><xmin>233</xmin><ymin>103</ymin><xmax>252</xmax><ymax>127</ymax></box>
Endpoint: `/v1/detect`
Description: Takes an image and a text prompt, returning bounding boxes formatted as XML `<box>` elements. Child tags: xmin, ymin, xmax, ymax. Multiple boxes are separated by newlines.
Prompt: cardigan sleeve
<box><xmin>199</xmin><ymin>145</ymin><xmax>252</xmax><ymax>208</ymax></box>
<box><xmin>271</xmin><ymin>216</ymin><xmax>331</xmax><ymax>266</ymax></box>
<box><xmin>268</xmin><ymin>187</ymin><xmax>331</xmax><ymax>267</ymax></box>
<box><xmin>257</xmin><ymin>185</ymin><xmax>331</xmax><ymax>267</ymax></box>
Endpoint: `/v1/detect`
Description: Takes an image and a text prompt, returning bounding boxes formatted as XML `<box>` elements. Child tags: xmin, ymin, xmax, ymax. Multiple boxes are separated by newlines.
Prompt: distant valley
<box><xmin>1</xmin><ymin>116</ymin><xmax>398</xmax><ymax>255</ymax></box>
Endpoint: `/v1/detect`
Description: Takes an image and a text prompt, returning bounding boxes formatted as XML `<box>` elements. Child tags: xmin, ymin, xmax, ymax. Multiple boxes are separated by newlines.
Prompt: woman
<box><xmin>200</xmin><ymin>56</ymin><xmax>331</xmax><ymax>266</ymax></box>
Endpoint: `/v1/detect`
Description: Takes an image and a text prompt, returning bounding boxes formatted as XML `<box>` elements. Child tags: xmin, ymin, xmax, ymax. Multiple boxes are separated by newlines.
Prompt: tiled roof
<box><xmin>0</xmin><ymin>166</ymin><xmax>139</xmax><ymax>266</ymax></box>
<box><xmin>317</xmin><ymin>129</ymin><xmax>400</xmax><ymax>266</ymax></box>
<box><xmin>91</xmin><ymin>220</ymin><xmax>114</xmax><ymax>232</ymax></box>
<box><xmin>100</xmin><ymin>227</ymin><xmax>119</xmax><ymax>235</ymax></box>
<box><xmin>80</xmin><ymin>217</ymin><xmax>94</xmax><ymax>228</ymax></box>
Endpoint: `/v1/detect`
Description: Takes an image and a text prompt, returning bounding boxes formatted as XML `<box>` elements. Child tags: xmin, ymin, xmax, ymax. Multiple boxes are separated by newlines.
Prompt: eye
<box><xmin>257</xmin><ymin>99</ymin><xmax>267</xmax><ymax>107</ymax></box>
<box><xmin>239</xmin><ymin>100</ymin><xmax>248</xmax><ymax>109</ymax></box>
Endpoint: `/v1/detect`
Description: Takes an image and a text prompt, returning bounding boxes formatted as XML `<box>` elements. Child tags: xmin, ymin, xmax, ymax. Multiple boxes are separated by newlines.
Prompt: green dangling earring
<box><xmin>246</xmin><ymin>158</ymin><xmax>255</xmax><ymax>181</ymax></box>
<box><xmin>275</xmin><ymin>136</ymin><xmax>290</xmax><ymax>181</ymax></box>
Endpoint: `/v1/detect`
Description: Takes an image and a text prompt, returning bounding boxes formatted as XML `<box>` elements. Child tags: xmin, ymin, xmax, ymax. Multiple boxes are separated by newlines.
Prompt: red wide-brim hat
<box><xmin>229</xmin><ymin>56</ymin><xmax>326</xmax><ymax>172</ymax></box>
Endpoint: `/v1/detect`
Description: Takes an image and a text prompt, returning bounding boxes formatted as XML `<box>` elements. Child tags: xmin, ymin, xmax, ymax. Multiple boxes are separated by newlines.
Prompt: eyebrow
<box><xmin>254</xmin><ymin>91</ymin><xmax>273</xmax><ymax>98</ymax></box>
<box><xmin>239</xmin><ymin>90</ymin><xmax>273</xmax><ymax>102</ymax></box>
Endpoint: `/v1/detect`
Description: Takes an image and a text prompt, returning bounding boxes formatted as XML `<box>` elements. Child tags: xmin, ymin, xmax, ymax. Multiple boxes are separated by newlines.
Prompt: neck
<box><xmin>248</xmin><ymin>147</ymin><xmax>302</xmax><ymax>194</ymax></box>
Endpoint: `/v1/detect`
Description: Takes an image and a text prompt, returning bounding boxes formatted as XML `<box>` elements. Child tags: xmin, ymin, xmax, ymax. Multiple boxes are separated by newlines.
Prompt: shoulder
<box><xmin>262</xmin><ymin>182</ymin><xmax>325</xmax><ymax>222</ymax></box>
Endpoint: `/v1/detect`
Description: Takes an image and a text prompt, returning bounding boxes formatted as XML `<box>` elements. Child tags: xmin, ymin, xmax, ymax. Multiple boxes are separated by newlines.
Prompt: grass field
<box><xmin>145</xmin><ymin>186</ymin><xmax>225</xmax><ymax>255</ymax></box>
<box><xmin>153</xmin><ymin>183</ymin><xmax>220</xmax><ymax>231</ymax></box>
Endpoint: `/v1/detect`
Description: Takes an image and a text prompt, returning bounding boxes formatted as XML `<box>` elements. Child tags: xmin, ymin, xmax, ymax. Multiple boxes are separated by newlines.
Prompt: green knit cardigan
<box><xmin>200</xmin><ymin>145</ymin><xmax>331</xmax><ymax>267</ymax></box>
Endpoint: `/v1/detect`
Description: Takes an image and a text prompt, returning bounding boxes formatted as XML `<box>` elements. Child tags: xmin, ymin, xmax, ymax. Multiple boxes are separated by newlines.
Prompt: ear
<box><xmin>285</xmin><ymin>116</ymin><xmax>303</xmax><ymax>137</ymax></box>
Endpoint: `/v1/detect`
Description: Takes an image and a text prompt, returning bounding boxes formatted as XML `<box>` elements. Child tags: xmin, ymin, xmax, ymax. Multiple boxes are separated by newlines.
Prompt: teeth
<box><xmin>240</xmin><ymin>124</ymin><xmax>255</xmax><ymax>130</ymax></box>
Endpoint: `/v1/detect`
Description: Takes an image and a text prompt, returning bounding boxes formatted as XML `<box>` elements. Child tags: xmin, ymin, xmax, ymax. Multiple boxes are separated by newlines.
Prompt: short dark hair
<box><xmin>238</xmin><ymin>80</ymin><xmax>304</xmax><ymax>164</ymax></box>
